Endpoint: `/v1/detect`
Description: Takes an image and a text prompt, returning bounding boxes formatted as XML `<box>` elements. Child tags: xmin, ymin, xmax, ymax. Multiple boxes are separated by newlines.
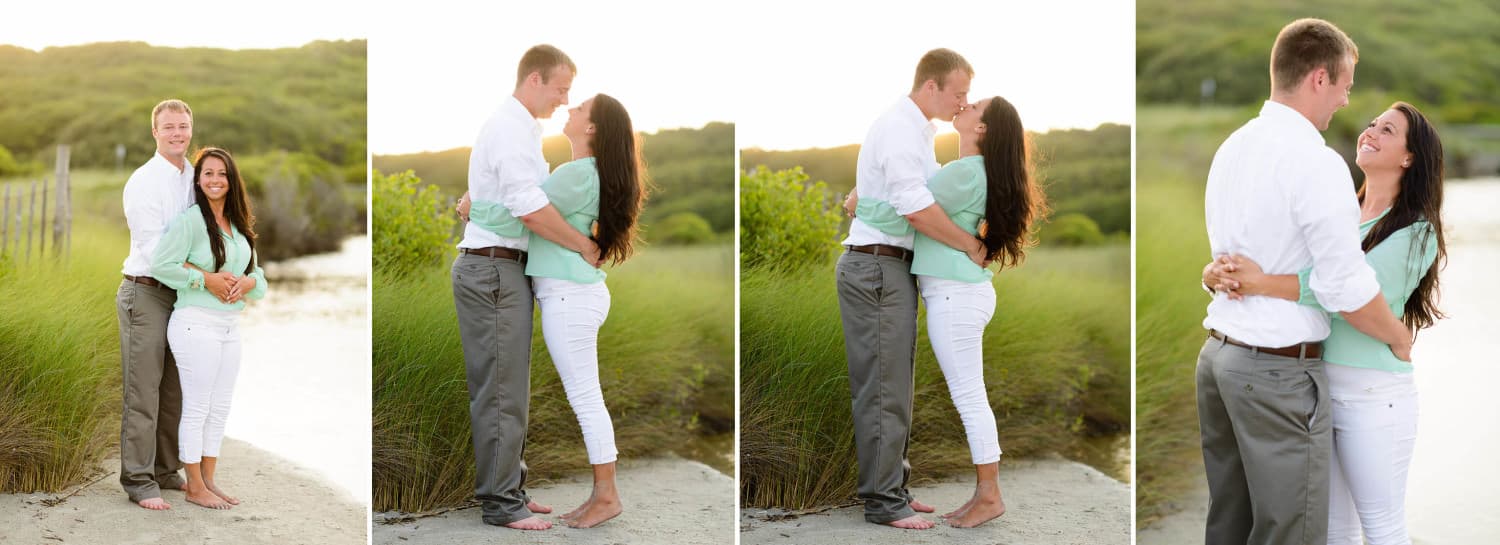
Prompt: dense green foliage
<box><xmin>741</xmin><ymin>124</ymin><xmax>1131</xmax><ymax>237</ymax></box>
<box><xmin>373</xmin><ymin>245</ymin><xmax>734</xmax><ymax>512</ymax></box>
<box><xmin>0</xmin><ymin>41</ymin><xmax>367</xmax><ymax>169</ymax></box>
<box><xmin>741</xmin><ymin>244</ymin><xmax>1130</xmax><ymax>508</ymax></box>
<box><xmin>372</xmin><ymin>170</ymin><xmax>455</xmax><ymax>276</ymax></box>
<box><xmin>738</xmin><ymin>166</ymin><xmax>845</xmax><ymax>270</ymax></box>
<box><xmin>1137</xmin><ymin>0</ymin><xmax>1500</xmax><ymax>124</ymax></box>
<box><xmin>373</xmin><ymin>122</ymin><xmax>734</xmax><ymax>240</ymax></box>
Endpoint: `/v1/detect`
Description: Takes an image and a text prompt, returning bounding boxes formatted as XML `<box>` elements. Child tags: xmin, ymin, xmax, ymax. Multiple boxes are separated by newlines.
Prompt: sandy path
<box><xmin>0</xmin><ymin>438</ymin><xmax>367</xmax><ymax>545</ymax></box>
<box><xmin>373</xmin><ymin>456</ymin><xmax>735</xmax><ymax>544</ymax></box>
<box><xmin>741</xmin><ymin>458</ymin><xmax>1130</xmax><ymax>545</ymax></box>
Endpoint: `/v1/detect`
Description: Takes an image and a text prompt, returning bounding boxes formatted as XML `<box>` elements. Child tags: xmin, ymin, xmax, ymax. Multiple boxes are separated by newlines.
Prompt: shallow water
<box><xmin>226</xmin><ymin>235</ymin><xmax>370</xmax><ymax>503</ymax></box>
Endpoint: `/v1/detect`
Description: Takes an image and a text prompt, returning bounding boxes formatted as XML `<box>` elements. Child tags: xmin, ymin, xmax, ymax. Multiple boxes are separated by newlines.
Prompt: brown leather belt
<box><xmin>1210</xmin><ymin>329</ymin><xmax>1322</xmax><ymax>359</ymax></box>
<box><xmin>846</xmin><ymin>244</ymin><xmax>913</xmax><ymax>263</ymax></box>
<box><xmin>461</xmin><ymin>246</ymin><xmax>528</xmax><ymax>264</ymax></box>
<box><xmin>123</xmin><ymin>274</ymin><xmax>163</xmax><ymax>288</ymax></box>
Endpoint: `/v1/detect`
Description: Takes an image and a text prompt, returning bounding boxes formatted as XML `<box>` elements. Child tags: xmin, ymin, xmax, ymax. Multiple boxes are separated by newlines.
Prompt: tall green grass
<box><xmin>371</xmin><ymin>244</ymin><xmax>734</xmax><ymax>513</ymax></box>
<box><xmin>0</xmin><ymin>223</ymin><xmax>124</xmax><ymax>492</ymax></box>
<box><xmin>740</xmin><ymin>243</ymin><xmax>1130</xmax><ymax>509</ymax></box>
<box><xmin>1133</xmin><ymin>105</ymin><xmax>1247</xmax><ymax>525</ymax></box>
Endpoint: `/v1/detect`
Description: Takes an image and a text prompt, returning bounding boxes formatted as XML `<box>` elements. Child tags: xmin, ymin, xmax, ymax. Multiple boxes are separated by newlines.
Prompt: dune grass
<box><xmin>1133</xmin><ymin>105</ymin><xmax>1248</xmax><ymax>525</ymax></box>
<box><xmin>739</xmin><ymin>243</ymin><xmax>1130</xmax><ymax>509</ymax></box>
<box><xmin>371</xmin><ymin>244</ymin><xmax>734</xmax><ymax>513</ymax></box>
<box><xmin>0</xmin><ymin>222</ymin><xmax>125</xmax><ymax>492</ymax></box>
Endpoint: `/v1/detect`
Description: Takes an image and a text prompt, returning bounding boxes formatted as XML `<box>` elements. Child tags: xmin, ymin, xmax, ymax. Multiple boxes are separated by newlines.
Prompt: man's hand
<box><xmin>965</xmin><ymin>238</ymin><xmax>986</xmax><ymax>267</ymax></box>
<box><xmin>456</xmin><ymin>191</ymin><xmax>472</xmax><ymax>222</ymax></box>
<box><xmin>581</xmin><ymin>240</ymin><xmax>604</xmax><ymax>269</ymax></box>
<box><xmin>203</xmin><ymin>271</ymin><xmax>237</xmax><ymax>303</ymax></box>
<box><xmin>226</xmin><ymin>275</ymin><xmax>256</xmax><ymax>303</ymax></box>
<box><xmin>843</xmin><ymin>189</ymin><xmax>859</xmax><ymax>218</ymax></box>
<box><xmin>1390</xmin><ymin>339</ymin><xmax>1413</xmax><ymax>363</ymax></box>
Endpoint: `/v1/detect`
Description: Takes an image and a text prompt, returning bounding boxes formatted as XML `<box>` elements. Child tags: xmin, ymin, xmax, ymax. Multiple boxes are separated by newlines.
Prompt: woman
<box><xmin>848</xmin><ymin>96</ymin><xmax>1048</xmax><ymax>528</ymax></box>
<box><xmin>151</xmin><ymin>147</ymin><xmax>267</xmax><ymax>510</ymax></box>
<box><xmin>524</xmin><ymin>93</ymin><xmax>646</xmax><ymax>529</ymax></box>
<box><xmin>1205</xmin><ymin>102</ymin><xmax>1445</xmax><ymax>545</ymax></box>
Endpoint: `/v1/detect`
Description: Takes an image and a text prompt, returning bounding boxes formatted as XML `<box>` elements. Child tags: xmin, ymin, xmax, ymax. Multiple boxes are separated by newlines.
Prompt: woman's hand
<box><xmin>1217</xmin><ymin>255</ymin><xmax>1269</xmax><ymax>297</ymax></box>
<box><xmin>843</xmin><ymin>189</ymin><xmax>859</xmax><ymax>218</ymax></box>
<box><xmin>226</xmin><ymin>275</ymin><xmax>255</xmax><ymax>303</ymax></box>
<box><xmin>456</xmin><ymin>191</ymin><xmax>472</xmax><ymax>222</ymax></box>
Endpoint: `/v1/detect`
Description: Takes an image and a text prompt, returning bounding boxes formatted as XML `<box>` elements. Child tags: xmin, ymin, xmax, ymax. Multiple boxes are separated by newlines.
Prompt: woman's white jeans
<box><xmin>918</xmin><ymin>276</ymin><xmax>1001</xmax><ymax>465</ymax></box>
<box><xmin>533</xmin><ymin>277</ymin><xmax>617</xmax><ymax>465</ymax></box>
<box><xmin>1325</xmin><ymin>363</ymin><xmax>1418</xmax><ymax>545</ymax></box>
<box><xmin>166</xmin><ymin>306</ymin><xmax>241</xmax><ymax>464</ymax></box>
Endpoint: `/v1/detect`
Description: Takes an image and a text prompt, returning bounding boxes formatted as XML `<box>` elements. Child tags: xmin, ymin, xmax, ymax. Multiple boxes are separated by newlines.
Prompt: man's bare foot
<box><xmin>560</xmin><ymin>496</ymin><xmax>593</xmax><ymax>520</ymax></box>
<box><xmin>184</xmin><ymin>489</ymin><xmax>232</xmax><ymax>510</ymax></box>
<box><xmin>948</xmin><ymin>497</ymin><xmax>1006</xmax><ymax>528</ymax></box>
<box><xmin>910</xmin><ymin>499</ymin><xmax>936</xmax><ymax>513</ymax></box>
<box><xmin>504</xmin><ymin>516</ymin><xmax>552</xmax><ymax>530</ymax></box>
<box><xmin>136</xmin><ymin>497</ymin><xmax>171</xmax><ymax>510</ymax></box>
<box><xmin>527</xmin><ymin>500</ymin><xmax>552</xmax><ymax>514</ymax></box>
<box><xmin>565</xmin><ymin>497</ymin><xmax>621</xmax><ymax>528</ymax></box>
<box><xmin>204</xmin><ymin>482</ymin><xmax>240</xmax><ymax>505</ymax></box>
<box><xmin>942</xmin><ymin>494</ymin><xmax>979</xmax><ymax>519</ymax></box>
<box><xmin>884</xmin><ymin>514</ymin><xmax>935</xmax><ymax>529</ymax></box>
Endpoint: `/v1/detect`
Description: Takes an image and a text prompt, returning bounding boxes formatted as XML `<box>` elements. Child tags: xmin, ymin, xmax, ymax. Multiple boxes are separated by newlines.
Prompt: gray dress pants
<box><xmin>452</xmin><ymin>253</ymin><xmax>535</xmax><ymax>526</ymax></box>
<box><xmin>116</xmin><ymin>279</ymin><xmax>184</xmax><ymax>502</ymax></box>
<box><xmin>835</xmin><ymin>250</ymin><xmax>919</xmax><ymax>523</ymax></box>
<box><xmin>1196</xmin><ymin>336</ymin><xmax>1331</xmax><ymax>545</ymax></box>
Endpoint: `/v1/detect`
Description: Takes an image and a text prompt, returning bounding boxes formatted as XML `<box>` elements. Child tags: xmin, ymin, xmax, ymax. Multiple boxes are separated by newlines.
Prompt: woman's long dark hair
<box><xmin>977</xmin><ymin>96</ymin><xmax>1049</xmax><ymax>269</ymax></box>
<box><xmin>589</xmin><ymin>94</ymin><xmax>648</xmax><ymax>265</ymax></box>
<box><xmin>1357</xmin><ymin>101</ymin><xmax>1446</xmax><ymax>333</ymax></box>
<box><xmin>191</xmin><ymin>147</ymin><xmax>258</xmax><ymax>275</ymax></box>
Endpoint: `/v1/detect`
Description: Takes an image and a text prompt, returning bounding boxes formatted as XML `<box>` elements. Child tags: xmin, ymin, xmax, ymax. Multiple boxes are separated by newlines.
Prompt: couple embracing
<box><xmin>118</xmin><ymin>99</ymin><xmax>266</xmax><ymax>511</ymax></box>
<box><xmin>1198</xmin><ymin>18</ymin><xmax>1446</xmax><ymax>545</ymax></box>
<box><xmin>451</xmin><ymin>44</ymin><xmax>647</xmax><ymax>531</ymax></box>
<box><xmin>838</xmin><ymin>48</ymin><xmax>1048</xmax><ymax>529</ymax></box>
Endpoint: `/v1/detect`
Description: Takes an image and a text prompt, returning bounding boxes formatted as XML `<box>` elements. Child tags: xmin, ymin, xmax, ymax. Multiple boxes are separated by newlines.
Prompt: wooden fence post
<box><xmin>55</xmin><ymin>145</ymin><xmax>70</xmax><ymax>259</ymax></box>
<box><xmin>2</xmin><ymin>183</ymin><xmax>9</xmax><ymax>257</ymax></box>
<box><xmin>27</xmin><ymin>179</ymin><xmax>37</xmax><ymax>261</ymax></box>
<box><xmin>40</xmin><ymin>177</ymin><xmax>48</xmax><ymax>257</ymax></box>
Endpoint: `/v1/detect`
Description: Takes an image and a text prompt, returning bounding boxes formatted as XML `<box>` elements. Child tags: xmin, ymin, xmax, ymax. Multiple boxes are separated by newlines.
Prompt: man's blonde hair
<box><xmin>151</xmin><ymin>99</ymin><xmax>193</xmax><ymax>129</ymax></box>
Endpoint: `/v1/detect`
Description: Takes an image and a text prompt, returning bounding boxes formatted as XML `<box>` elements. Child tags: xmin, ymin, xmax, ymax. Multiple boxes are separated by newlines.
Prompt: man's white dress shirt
<box><xmin>841</xmin><ymin>97</ymin><xmax>940</xmax><ymax>250</ymax></box>
<box><xmin>122</xmin><ymin>152</ymin><xmax>195</xmax><ymax>277</ymax></box>
<box><xmin>1203</xmin><ymin>100</ymin><xmax>1380</xmax><ymax>347</ymax></box>
<box><xmin>458</xmin><ymin>95</ymin><xmax>552</xmax><ymax>250</ymax></box>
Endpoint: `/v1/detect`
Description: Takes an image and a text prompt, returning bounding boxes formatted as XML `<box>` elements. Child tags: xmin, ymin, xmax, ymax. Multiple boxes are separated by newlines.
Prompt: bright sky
<box><xmin>735</xmin><ymin>0</ymin><xmax>1136</xmax><ymax>150</ymax></box>
<box><xmin>369</xmin><ymin>1</ymin><xmax>737</xmax><ymax>155</ymax></box>
<box><xmin>4</xmin><ymin>1</ymin><xmax>366</xmax><ymax>50</ymax></box>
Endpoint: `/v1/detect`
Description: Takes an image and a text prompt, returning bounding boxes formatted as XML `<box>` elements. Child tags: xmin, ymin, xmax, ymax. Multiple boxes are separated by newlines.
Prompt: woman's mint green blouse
<box><xmin>150</xmin><ymin>205</ymin><xmax>268</xmax><ymax>311</ymax></box>
<box><xmin>525</xmin><ymin>158</ymin><xmax>605</xmax><ymax>284</ymax></box>
<box><xmin>1296</xmin><ymin>209</ymin><xmax>1436</xmax><ymax>373</ymax></box>
<box><xmin>911</xmin><ymin>156</ymin><xmax>992</xmax><ymax>283</ymax></box>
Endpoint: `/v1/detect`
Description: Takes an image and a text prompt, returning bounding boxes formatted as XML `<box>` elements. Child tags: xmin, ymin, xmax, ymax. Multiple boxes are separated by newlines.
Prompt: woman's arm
<box><xmin>1206</xmin><ymin>255</ymin><xmax>1301</xmax><ymax>302</ymax></box>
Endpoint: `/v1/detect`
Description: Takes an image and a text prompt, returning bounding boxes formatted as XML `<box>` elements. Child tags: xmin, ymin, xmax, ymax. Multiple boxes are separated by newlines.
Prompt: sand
<box><xmin>0</xmin><ymin>438</ymin><xmax>367</xmax><ymax>545</ymax></box>
<box><xmin>373</xmin><ymin>456</ymin><xmax>735</xmax><ymax>544</ymax></box>
<box><xmin>741</xmin><ymin>458</ymin><xmax>1130</xmax><ymax>545</ymax></box>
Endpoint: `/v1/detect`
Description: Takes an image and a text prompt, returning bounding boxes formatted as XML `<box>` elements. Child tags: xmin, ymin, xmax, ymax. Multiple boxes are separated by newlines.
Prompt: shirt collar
<box><xmin>1259</xmin><ymin>100</ymin><xmax>1324</xmax><ymax>146</ymax></box>
<box><xmin>150</xmin><ymin>150</ymin><xmax>190</xmax><ymax>177</ymax></box>
<box><xmin>505</xmin><ymin>95</ymin><xmax>544</xmax><ymax>138</ymax></box>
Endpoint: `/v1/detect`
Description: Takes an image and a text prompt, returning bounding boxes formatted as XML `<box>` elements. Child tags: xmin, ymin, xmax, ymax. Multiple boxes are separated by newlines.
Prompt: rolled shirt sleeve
<box><xmin>885</xmin><ymin>135</ymin><xmax>938</xmax><ymax>216</ymax></box>
<box><xmin>494</xmin><ymin>147</ymin><xmax>550</xmax><ymax>218</ymax></box>
<box><xmin>246</xmin><ymin>261</ymin><xmax>268</xmax><ymax>301</ymax></box>
<box><xmin>1293</xmin><ymin>150</ymin><xmax>1380</xmax><ymax>313</ymax></box>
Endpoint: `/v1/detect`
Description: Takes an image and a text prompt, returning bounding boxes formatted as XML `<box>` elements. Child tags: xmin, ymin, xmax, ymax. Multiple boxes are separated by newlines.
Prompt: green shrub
<box><xmin>1043</xmin><ymin>212</ymin><xmax>1105</xmax><ymax>246</ymax></box>
<box><xmin>739</xmin><ymin>166</ymin><xmax>844</xmax><ymax>269</ymax></box>
<box><xmin>373</xmin><ymin>169</ymin><xmax>455</xmax><ymax>277</ymax></box>
<box><xmin>651</xmin><ymin>211</ymin><xmax>715</xmax><ymax>245</ymax></box>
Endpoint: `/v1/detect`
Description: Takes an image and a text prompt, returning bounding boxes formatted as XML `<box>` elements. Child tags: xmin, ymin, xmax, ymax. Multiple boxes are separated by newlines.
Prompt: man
<box><xmin>451</xmin><ymin>44</ymin><xmax>601</xmax><ymax>532</ymax></box>
<box><xmin>1197</xmin><ymin>19</ymin><xmax>1413</xmax><ymax>545</ymax></box>
<box><xmin>119</xmin><ymin>98</ymin><xmax>232</xmax><ymax>510</ymax></box>
<box><xmin>835</xmin><ymin>48</ymin><xmax>987</xmax><ymax>530</ymax></box>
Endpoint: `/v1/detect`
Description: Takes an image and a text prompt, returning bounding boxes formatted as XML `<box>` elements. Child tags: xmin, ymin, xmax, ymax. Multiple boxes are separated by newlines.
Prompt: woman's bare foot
<box><xmin>503</xmin><ymin>516</ymin><xmax>552</xmax><ymax>530</ymax></box>
<box><xmin>560</xmin><ymin>496</ymin><xmax>593</xmax><ymax>520</ymax></box>
<box><xmin>909</xmin><ymin>499</ymin><xmax>936</xmax><ymax>513</ymax></box>
<box><xmin>184</xmin><ymin>489</ymin><xmax>232</xmax><ymax>510</ymax></box>
<box><xmin>884</xmin><ymin>514</ymin><xmax>935</xmax><ymax>529</ymax></box>
<box><xmin>136</xmin><ymin>497</ymin><xmax>171</xmax><ymax>510</ymax></box>
<box><xmin>564</xmin><ymin>497</ymin><xmax>621</xmax><ymax>528</ymax></box>
<box><xmin>527</xmin><ymin>500</ymin><xmax>552</xmax><ymax>514</ymax></box>
<box><xmin>204</xmin><ymin>482</ymin><xmax>240</xmax><ymax>505</ymax></box>
<box><xmin>942</xmin><ymin>493</ymin><xmax>980</xmax><ymax>519</ymax></box>
<box><xmin>947</xmin><ymin>496</ymin><xmax>1005</xmax><ymax>528</ymax></box>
